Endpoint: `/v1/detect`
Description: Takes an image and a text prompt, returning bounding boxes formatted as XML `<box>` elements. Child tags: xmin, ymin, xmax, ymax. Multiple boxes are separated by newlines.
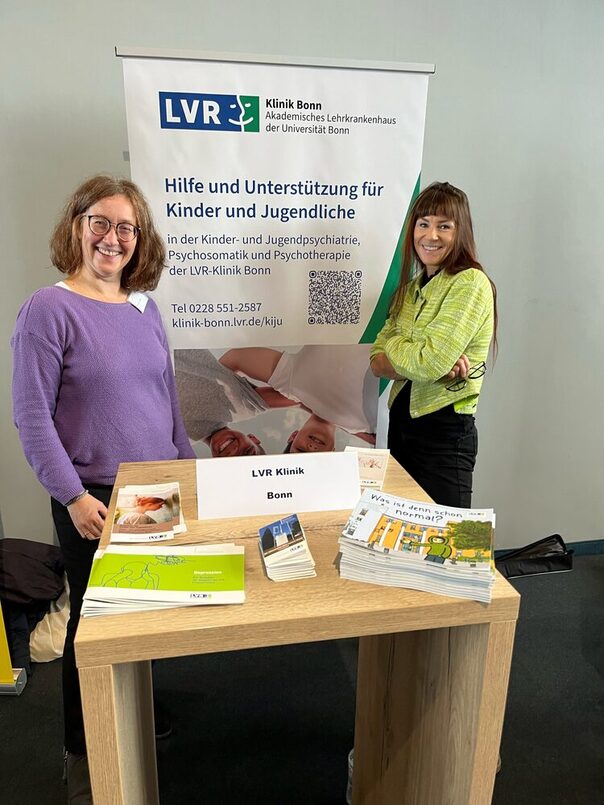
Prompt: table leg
<box><xmin>79</xmin><ymin>660</ymin><xmax>159</xmax><ymax>805</ymax></box>
<box><xmin>353</xmin><ymin>620</ymin><xmax>516</xmax><ymax>805</ymax></box>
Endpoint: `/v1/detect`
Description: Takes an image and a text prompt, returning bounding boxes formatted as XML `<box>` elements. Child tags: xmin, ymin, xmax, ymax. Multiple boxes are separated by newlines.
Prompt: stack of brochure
<box><xmin>258</xmin><ymin>514</ymin><xmax>316</xmax><ymax>581</ymax></box>
<box><xmin>345</xmin><ymin>446</ymin><xmax>390</xmax><ymax>491</ymax></box>
<box><xmin>110</xmin><ymin>482</ymin><xmax>185</xmax><ymax>543</ymax></box>
<box><xmin>339</xmin><ymin>490</ymin><xmax>496</xmax><ymax>603</ymax></box>
<box><xmin>82</xmin><ymin>543</ymin><xmax>244</xmax><ymax>616</ymax></box>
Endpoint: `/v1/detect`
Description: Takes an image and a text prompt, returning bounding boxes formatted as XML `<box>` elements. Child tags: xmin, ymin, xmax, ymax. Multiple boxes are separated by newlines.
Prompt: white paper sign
<box><xmin>196</xmin><ymin>452</ymin><xmax>361</xmax><ymax>519</ymax></box>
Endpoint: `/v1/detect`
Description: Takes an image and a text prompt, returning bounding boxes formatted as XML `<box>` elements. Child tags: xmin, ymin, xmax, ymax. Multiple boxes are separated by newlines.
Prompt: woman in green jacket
<box><xmin>370</xmin><ymin>182</ymin><xmax>497</xmax><ymax>507</ymax></box>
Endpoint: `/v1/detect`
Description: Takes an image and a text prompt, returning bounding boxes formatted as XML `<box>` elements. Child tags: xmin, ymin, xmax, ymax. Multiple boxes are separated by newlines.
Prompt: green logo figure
<box><xmin>228</xmin><ymin>96</ymin><xmax>259</xmax><ymax>132</ymax></box>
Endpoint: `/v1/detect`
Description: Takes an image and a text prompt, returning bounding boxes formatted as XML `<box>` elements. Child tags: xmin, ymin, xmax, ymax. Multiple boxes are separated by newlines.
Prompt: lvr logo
<box><xmin>159</xmin><ymin>92</ymin><xmax>259</xmax><ymax>132</ymax></box>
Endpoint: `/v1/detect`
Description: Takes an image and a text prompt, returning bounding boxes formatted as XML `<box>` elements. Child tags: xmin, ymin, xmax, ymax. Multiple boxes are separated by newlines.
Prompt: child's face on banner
<box><xmin>209</xmin><ymin>428</ymin><xmax>264</xmax><ymax>457</ymax></box>
<box><xmin>288</xmin><ymin>416</ymin><xmax>335</xmax><ymax>453</ymax></box>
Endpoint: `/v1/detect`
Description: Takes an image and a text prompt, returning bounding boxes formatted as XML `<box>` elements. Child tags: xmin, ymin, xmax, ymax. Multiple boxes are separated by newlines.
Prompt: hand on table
<box><xmin>68</xmin><ymin>494</ymin><xmax>108</xmax><ymax>540</ymax></box>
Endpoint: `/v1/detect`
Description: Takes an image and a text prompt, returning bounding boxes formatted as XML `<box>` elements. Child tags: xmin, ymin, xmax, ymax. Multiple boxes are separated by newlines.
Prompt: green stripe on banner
<box><xmin>359</xmin><ymin>174</ymin><xmax>420</xmax><ymax>347</ymax></box>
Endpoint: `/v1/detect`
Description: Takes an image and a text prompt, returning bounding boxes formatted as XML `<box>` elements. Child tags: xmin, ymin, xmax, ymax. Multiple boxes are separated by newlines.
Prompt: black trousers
<box><xmin>388</xmin><ymin>389</ymin><xmax>478</xmax><ymax>508</ymax></box>
<box><xmin>51</xmin><ymin>484</ymin><xmax>112</xmax><ymax>755</ymax></box>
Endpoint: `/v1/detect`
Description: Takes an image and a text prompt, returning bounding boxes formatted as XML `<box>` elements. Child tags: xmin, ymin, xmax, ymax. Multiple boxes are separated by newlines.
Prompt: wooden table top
<box><xmin>75</xmin><ymin>457</ymin><xmax>520</xmax><ymax>668</ymax></box>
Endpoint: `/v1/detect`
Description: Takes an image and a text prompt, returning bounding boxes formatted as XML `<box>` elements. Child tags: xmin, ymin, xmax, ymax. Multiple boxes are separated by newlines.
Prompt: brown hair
<box><xmin>390</xmin><ymin>181</ymin><xmax>498</xmax><ymax>353</ymax></box>
<box><xmin>49</xmin><ymin>175</ymin><xmax>166</xmax><ymax>291</ymax></box>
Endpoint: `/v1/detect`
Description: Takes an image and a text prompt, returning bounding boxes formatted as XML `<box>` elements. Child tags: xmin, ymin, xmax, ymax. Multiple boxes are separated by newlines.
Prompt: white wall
<box><xmin>1</xmin><ymin>0</ymin><xmax>602</xmax><ymax>547</ymax></box>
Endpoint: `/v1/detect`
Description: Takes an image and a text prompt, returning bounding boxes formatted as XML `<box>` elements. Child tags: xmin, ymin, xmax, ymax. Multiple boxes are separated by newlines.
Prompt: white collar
<box><xmin>55</xmin><ymin>282</ymin><xmax>148</xmax><ymax>312</ymax></box>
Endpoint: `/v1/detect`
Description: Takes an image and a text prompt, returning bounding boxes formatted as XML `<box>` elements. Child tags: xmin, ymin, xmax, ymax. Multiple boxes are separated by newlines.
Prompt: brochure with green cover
<box><xmin>82</xmin><ymin>544</ymin><xmax>245</xmax><ymax>616</ymax></box>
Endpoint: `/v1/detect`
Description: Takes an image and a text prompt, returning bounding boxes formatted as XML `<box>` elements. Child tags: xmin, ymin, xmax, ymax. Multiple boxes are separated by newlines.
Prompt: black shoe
<box><xmin>153</xmin><ymin>697</ymin><xmax>173</xmax><ymax>740</ymax></box>
<box><xmin>64</xmin><ymin>752</ymin><xmax>92</xmax><ymax>804</ymax></box>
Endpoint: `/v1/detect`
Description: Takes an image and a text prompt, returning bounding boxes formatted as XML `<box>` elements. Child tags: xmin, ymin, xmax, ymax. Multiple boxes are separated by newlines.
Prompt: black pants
<box><xmin>51</xmin><ymin>484</ymin><xmax>113</xmax><ymax>755</ymax></box>
<box><xmin>388</xmin><ymin>389</ymin><xmax>478</xmax><ymax>508</ymax></box>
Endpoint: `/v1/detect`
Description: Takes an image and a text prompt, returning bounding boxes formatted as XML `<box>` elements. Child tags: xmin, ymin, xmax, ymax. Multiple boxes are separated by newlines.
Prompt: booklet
<box><xmin>258</xmin><ymin>514</ymin><xmax>316</xmax><ymax>581</ymax></box>
<box><xmin>110</xmin><ymin>482</ymin><xmax>186</xmax><ymax>543</ymax></box>
<box><xmin>344</xmin><ymin>446</ymin><xmax>390</xmax><ymax>490</ymax></box>
<box><xmin>82</xmin><ymin>543</ymin><xmax>244</xmax><ymax>616</ymax></box>
<box><xmin>339</xmin><ymin>490</ymin><xmax>496</xmax><ymax>603</ymax></box>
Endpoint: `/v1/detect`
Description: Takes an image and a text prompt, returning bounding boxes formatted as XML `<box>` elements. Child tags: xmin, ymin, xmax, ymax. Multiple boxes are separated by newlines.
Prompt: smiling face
<box><xmin>288</xmin><ymin>415</ymin><xmax>336</xmax><ymax>453</ymax></box>
<box><xmin>78</xmin><ymin>194</ymin><xmax>138</xmax><ymax>285</ymax></box>
<box><xmin>209</xmin><ymin>428</ymin><xmax>264</xmax><ymax>457</ymax></box>
<box><xmin>413</xmin><ymin>214</ymin><xmax>456</xmax><ymax>275</ymax></box>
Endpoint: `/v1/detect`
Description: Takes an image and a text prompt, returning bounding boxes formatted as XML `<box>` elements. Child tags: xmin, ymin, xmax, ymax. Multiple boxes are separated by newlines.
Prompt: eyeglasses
<box><xmin>446</xmin><ymin>362</ymin><xmax>486</xmax><ymax>392</ymax></box>
<box><xmin>83</xmin><ymin>215</ymin><xmax>140</xmax><ymax>242</ymax></box>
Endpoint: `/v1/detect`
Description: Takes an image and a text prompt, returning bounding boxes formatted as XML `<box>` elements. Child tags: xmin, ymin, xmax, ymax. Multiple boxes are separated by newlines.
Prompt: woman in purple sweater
<box><xmin>11</xmin><ymin>175</ymin><xmax>195</xmax><ymax>802</ymax></box>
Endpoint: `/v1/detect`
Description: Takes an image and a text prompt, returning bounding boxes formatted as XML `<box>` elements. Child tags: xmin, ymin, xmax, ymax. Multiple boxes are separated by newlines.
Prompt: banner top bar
<box><xmin>115</xmin><ymin>46</ymin><xmax>435</xmax><ymax>75</ymax></box>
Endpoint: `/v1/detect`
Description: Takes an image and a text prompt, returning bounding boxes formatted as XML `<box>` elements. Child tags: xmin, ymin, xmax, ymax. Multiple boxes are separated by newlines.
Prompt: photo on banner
<box><xmin>120</xmin><ymin>52</ymin><xmax>431</xmax><ymax>452</ymax></box>
<box><xmin>174</xmin><ymin>345</ymin><xmax>378</xmax><ymax>457</ymax></box>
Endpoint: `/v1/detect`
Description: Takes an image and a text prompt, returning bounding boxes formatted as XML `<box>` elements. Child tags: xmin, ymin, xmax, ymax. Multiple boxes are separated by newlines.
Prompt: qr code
<box><xmin>307</xmin><ymin>270</ymin><xmax>362</xmax><ymax>325</ymax></box>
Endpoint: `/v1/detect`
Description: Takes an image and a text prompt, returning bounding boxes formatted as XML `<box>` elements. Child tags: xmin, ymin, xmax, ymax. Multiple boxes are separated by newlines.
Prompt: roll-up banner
<box><xmin>120</xmin><ymin>49</ymin><xmax>433</xmax><ymax>458</ymax></box>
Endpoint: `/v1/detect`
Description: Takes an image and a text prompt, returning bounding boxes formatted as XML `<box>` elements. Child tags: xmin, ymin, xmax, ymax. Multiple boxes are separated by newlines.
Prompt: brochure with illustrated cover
<box><xmin>258</xmin><ymin>514</ymin><xmax>316</xmax><ymax>581</ymax></box>
<box><xmin>110</xmin><ymin>482</ymin><xmax>186</xmax><ymax>543</ymax></box>
<box><xmin>339</xmin><ymin>490</ymin><xmax>496</xmax><ymax>603</ymax></box>
<box><xmin>344</xmin><ymin>446</ymin><xmax>390</xmax><ymax>490</ymax></box>
<box><xmin>82</xmin><ymin>543</ymin><xmax>244</xmax><ymax>616</ymax></box>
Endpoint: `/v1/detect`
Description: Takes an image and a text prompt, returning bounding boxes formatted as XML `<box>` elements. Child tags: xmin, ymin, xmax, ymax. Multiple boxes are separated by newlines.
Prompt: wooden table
<box><xmin>75</xmin><ymin>457</ymin><xmax>519</xmax><ymax>805</ymax></box>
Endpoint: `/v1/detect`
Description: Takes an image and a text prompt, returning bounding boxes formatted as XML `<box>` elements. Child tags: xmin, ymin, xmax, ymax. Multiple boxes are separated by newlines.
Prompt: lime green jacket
<box><xmin>370</xmin><ymin>268</ymin><xmax>494</xmax><ymax>417</ymax></box>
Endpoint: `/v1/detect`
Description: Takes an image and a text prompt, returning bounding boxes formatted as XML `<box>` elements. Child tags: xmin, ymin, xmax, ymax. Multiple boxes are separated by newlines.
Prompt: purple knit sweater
<box><xmin>11</xmin><ymin>286</ymin><xmax>195</xmax><ymax>505</ymax></box>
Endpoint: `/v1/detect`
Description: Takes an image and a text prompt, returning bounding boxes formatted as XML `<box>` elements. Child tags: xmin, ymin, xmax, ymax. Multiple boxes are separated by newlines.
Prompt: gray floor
<box><xmin>1</xmin><ymin>555</ymin><xmax>602</xmax><ymax>804</ymax></box>
<box><xmin>492</xmin><ymin>555</ymin><xmax>604</xmax><ymax>805</ymax></box>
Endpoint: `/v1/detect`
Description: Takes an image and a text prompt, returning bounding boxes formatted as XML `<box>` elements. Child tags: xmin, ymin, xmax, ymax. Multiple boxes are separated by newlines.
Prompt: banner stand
<box><xmin>118</xmin><ymin>47</ymin><xmax>434</xmax><ymax>454</ymax></box>
<box><xmin>116</xmin><ymin>45</ymin><xmax>434</xmax><ymax>76</ymax></box>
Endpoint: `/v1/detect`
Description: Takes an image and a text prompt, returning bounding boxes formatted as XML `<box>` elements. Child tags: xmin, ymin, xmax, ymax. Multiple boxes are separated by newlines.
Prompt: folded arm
<box><xmin>371</xmin><ymin>273</ymin><xmax>491</xmax><ymax>383</ymax></box>
<box><xmin>370</xmin><ymin>351</ymin><xmax>405</xmax><ymax>380</ymax></box>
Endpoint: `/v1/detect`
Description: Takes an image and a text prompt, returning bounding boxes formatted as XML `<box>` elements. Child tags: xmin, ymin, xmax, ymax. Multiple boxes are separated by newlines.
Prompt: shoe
<box><xmin>153</xmin><ymin>697</ymin><xmax>173</xmax><ymax>740</ymax></box>
<box><xmin>64</xmin><ymin>752</ymin><xmax>92</xmax><ymax>805</ymax></box>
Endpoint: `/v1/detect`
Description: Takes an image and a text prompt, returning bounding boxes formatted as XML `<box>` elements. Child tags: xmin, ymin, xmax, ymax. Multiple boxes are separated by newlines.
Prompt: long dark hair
<box><xmin>390</xmin><ymin>181</ymin><xmax>498</xmax><ymax>353</ymax></box>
